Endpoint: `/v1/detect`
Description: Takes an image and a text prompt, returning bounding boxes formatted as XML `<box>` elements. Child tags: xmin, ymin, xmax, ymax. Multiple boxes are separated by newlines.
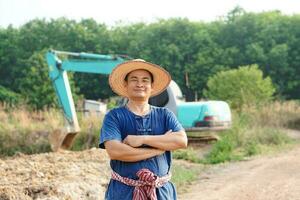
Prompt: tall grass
<box><xmin>242</xmin><ymin>100</ymin><xmax>300</xmax><ymax>129</ymax></box>
<box><xmin>0</xmin><ymin>104</ymin><xmax>103</xmax><ymax>156</ymax></box>
<box><xmin>0</xmin><ymin>105</ymin><xmax>61</xmax><ymax>156</ymax></box>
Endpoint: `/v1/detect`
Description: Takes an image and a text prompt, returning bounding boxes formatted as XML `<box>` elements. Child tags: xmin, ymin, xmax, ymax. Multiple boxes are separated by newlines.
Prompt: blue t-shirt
<box><xmin>99</xmin><ymin>106</ymin><xmax>184</xmax><ymax>200</ymax></box>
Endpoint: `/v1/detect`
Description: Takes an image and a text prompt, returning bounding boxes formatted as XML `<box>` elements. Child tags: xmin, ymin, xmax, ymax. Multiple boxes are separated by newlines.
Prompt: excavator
<box><xmin>46</xmin><ymin>50</ymin><xmax>231</xmax><ymax>151</ymax></box>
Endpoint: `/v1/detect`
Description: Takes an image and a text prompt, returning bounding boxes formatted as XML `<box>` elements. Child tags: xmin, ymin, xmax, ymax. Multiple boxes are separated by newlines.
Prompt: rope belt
<box><xmin>111</xmin><ymin>168</ymin><xmax>171</xmax><ymax>200</ymax></box>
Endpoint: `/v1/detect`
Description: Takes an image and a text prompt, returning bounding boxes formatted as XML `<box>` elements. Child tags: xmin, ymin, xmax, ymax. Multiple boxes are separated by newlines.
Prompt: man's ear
<box><xmin>151</xmin><ymin>83</ymin><xmax>154</xmax><ymax>92</ymax></box>
<box><xmin>123</xmin><ymin>80</ymin><xmax>128</xmax><ymax>87</ymax></box>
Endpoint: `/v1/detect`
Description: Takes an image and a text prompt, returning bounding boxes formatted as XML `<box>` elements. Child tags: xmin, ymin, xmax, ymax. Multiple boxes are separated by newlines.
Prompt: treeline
<box><xmin>0</xmin><ymin>7</ymin><xmax>299</xmax><ymax>109</ymax></box>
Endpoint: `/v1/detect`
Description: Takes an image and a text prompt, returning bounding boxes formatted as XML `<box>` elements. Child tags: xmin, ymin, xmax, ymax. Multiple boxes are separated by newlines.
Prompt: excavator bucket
<box><xmin>48</xmin><ymin>129</ymin><xmax>77</xmax><ymax>152</ymax></box>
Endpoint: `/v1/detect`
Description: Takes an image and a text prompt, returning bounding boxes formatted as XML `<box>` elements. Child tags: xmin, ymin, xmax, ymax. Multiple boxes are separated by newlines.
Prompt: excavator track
<box><xmin>187</xmin><ymin>134</ymin><xmax>219</xmax><ymax>145</ymax></box>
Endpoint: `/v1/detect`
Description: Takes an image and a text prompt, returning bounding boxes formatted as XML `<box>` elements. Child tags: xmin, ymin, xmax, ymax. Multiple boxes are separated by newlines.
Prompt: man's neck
<box><xmin>126</xmin><ymin>100</ymin><xmax>150</xmax><ymax>116</ymax></box>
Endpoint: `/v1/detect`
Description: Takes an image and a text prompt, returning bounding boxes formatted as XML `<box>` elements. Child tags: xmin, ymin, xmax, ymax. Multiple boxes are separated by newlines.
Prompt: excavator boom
<box><xmin>46</xmin><ymin>50</ymin><xmax>126</xmax><ymax>151</ymax></box>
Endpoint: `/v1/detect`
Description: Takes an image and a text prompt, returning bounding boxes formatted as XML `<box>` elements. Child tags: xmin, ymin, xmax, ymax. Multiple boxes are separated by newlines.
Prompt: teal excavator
<box><xmin>46</xmin><ymin>50</ymin><xmax>231</xmax><ymax>151</ymax></box>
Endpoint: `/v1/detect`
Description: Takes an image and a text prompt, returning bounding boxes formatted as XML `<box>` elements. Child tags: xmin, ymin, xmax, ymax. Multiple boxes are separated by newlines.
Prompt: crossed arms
<box><xmin>104</xmin><ymin>130</ymin><xmax>187</xmax><ymax>162</ymax></box>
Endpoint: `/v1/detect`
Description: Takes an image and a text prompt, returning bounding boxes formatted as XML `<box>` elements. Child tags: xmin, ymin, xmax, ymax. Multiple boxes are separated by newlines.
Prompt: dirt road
<box><xmin>179</xmin><ymin>145</ymin><xmax>300</xmax><ymax>200</ymax></box>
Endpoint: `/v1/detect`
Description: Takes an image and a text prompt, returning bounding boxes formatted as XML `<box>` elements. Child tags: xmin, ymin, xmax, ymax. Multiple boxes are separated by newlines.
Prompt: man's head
<box><xmin>109</xmin><ymin>59</ymin><xmax>171</xmax><ymax>98</ymax></box>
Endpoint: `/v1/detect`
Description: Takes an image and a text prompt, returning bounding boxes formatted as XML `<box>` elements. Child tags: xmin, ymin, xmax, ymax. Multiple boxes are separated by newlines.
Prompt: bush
<box><xmin>204</xmin><ymin>65</ymin><xmax>275</xmax><ymax>110</ymax></box>
<box><xmin>0</xmin><ymin>86</ymin><xmax>23</xmax><ymax>106</ymax></box>
<box><xmin>203</xmin><ymin>134</ymin><xmax>242</xmax><ymax>164</ymax></box>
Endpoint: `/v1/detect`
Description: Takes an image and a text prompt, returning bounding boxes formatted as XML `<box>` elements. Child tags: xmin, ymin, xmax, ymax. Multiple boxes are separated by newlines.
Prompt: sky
<box><xmin>0</xmin><ymin>0</ymin><xmax>300</xmax><ymax>28</ymax></box>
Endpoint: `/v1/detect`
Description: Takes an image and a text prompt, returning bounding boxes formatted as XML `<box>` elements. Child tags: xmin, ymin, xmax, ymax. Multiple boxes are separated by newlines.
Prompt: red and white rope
<box><xmin>111</xmin><ymin>168</ymin><xmax>171</xmax><ymax>200</ymax></box>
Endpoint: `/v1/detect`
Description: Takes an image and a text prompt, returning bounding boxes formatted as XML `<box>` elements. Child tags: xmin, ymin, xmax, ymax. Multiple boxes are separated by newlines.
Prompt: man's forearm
<box><xmin>143</xmin><ymin>131</ymin><xmax>188</xmax><ymax>151</ymax></box>
<box><xmin>104</xmin><ymin>140</ymin><xmax>164</xmax><ymax>162</ymax></box>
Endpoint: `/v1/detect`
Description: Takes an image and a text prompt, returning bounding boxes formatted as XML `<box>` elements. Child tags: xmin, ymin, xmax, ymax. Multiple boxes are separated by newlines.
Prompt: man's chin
<box><xmin>129</xmin><ymin>95</ymin><xmax>149</xmax><ymax>101</ymax></box>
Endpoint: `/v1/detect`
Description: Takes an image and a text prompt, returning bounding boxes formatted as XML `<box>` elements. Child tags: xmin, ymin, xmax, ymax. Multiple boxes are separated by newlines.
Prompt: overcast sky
<box><xmin>1</xmin><ymin>0</ymin><xmax>300</xmax><ymax>28</ymax></box>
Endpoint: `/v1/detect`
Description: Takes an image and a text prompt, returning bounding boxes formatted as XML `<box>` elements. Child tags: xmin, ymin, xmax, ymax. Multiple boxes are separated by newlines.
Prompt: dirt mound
<box><xmin>0</xmin><ymin>148</ymin><xmax>111</xmax><ymax>200</ymax></box>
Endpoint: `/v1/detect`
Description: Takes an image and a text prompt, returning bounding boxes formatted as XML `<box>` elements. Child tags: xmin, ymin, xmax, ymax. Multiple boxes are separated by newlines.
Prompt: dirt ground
<box><xmin>179</xmin><ymin>145</ymin><xmax>300</xmax><ymax>200</ymax></box>
<box><xmin>1</xmin><ymin>130</ymin><xmax>300</xmax><ymax>200</ymax></box>
<box><xmin>179</xmin><ymin>130</ymin><xmax>300</xmax><ymax>200</ymax></box>
<box><xmin>0</xmin><ymin>148</ymin><xmax>111</xmax><ymax>200</ymax></box>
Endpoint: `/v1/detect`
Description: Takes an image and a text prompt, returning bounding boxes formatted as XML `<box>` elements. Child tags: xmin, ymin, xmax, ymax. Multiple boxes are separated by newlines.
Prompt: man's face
<box><xmin>124</xmin><ymin>69</ymin><xmax>153</xmax><ymax>100</ymax></box>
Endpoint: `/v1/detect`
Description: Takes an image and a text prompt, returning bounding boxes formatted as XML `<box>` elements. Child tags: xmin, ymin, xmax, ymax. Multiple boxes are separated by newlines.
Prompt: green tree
<box><xmin>0</xmin><ymin>86</ymin><xmax>23</xmax><ymax>106</ymax></box>
<box><xmin>0</xmin><ymin>26</ymin><xmax>20</xmax><ymax>88</ymax></box>
<box><xmin>14</xmin><ymin>50</ymin><xmax>57</xmax><ymax>109</ymax></box>
<box><xmin>204</xmin><ymin>65</ymin><xmax>275</xmax><ymax>110</ymax></box>
<box><xmin>15</xmin><ymin>50</ymin><xmax>82</xmax><ymax>110</ymax></box>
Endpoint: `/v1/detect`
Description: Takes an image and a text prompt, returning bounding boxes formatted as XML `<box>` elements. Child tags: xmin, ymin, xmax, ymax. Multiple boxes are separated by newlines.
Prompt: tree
<box><xmin>0</xmin><ymin>86</ymin><xmax>23</xmax><ymax>106</ymax></box>
<box><xmin>0</xmin><ymin>26</ymin><xmax>20</xmax><ymax>88</ymax></box>
<box><xmin>14</xmin><ymin>50</ymin><xmax>57</xmax><ymax>109</ymax></box>
<box><xmin>204</xmin><ymin>65</ymin><xmax>275</xmax><ymax>110</ymax></box>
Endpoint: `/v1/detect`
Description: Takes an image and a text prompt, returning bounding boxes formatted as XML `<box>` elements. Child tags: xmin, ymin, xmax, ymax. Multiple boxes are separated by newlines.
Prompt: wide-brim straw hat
<box><xmin>109</xmin><ymin>59</ymin><xmax>171</xmax><ymax>97</ymax></box>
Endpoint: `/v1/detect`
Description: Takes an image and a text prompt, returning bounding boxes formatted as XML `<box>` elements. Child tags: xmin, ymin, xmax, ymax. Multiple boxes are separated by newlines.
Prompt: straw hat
<box><xmin>109</xmin><ymin>59</ymin><xmax>171</xmax><ymax>97</ymax></box>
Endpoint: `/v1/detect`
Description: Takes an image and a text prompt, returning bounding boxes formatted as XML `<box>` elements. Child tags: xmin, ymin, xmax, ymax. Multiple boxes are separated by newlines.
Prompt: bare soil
<box><xmin>0</xmin><ymin>148</ymin><xmax>111</xmax><ymax>200</ymax></box>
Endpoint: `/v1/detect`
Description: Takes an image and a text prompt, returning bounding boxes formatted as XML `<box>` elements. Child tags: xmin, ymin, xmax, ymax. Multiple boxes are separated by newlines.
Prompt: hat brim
<box><xmin>109</xmin><ymin>60</ymin><xmax>171</xmax><ymax>98</ymax></box>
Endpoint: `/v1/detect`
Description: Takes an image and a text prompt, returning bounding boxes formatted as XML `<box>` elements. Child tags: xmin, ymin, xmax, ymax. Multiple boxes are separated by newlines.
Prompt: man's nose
<box><xmin>136</xmin><ymin>80</ymin><xmax>144</xmax><ymax>87</ymax></box>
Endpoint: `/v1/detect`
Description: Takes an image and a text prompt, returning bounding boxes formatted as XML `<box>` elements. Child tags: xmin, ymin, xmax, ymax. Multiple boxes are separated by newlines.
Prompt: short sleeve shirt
<box><xmin>99</xmin><ymin>106</ymin><xmax>184</xmax><ymax>200</ymax></box>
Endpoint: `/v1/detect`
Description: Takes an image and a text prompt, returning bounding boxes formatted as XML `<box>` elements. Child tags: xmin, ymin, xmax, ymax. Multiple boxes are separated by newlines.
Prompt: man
<box><xmin>99</xmin><ymin>59</ymin><xmax>188</xmax><ymax>200</ymax></box>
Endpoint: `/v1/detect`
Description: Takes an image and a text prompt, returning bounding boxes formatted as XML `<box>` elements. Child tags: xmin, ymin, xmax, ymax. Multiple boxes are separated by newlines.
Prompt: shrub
<box><xmin>204</xmin><ymin>65</ymin><xmax>275</xmax><ymax>110</ymax></box>
<box><xmin>0</xmin><ymin>86</ymin><xmax>23</xmax><ymax>106</ymax></box>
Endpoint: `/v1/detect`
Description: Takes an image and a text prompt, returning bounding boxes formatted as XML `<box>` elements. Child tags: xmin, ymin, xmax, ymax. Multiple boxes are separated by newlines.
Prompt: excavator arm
<box><xmin>46</xmin><ymin>50</ymin><xmax>127</xmax><ymax>151</ymax></box>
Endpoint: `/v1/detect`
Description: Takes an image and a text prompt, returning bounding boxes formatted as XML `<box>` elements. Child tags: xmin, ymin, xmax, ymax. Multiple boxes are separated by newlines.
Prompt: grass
<box><xmin>0</xmin><ymin>105</ymin><xmax>103</xmax><ymax>156</ymax></box>
<box><xmin>172</xmin><ymin>148</ymin><xmax>201</xmax><ymax>163</ymax></box>
<box><xmin>171</xmin><ymin>161</ymin><xmax>203</xmax><ymax>193</ymax></box>
<box><xmin>0</xmin><ymin>106</ymin><xmax>62</xmax><ymax>156</ymax></box>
